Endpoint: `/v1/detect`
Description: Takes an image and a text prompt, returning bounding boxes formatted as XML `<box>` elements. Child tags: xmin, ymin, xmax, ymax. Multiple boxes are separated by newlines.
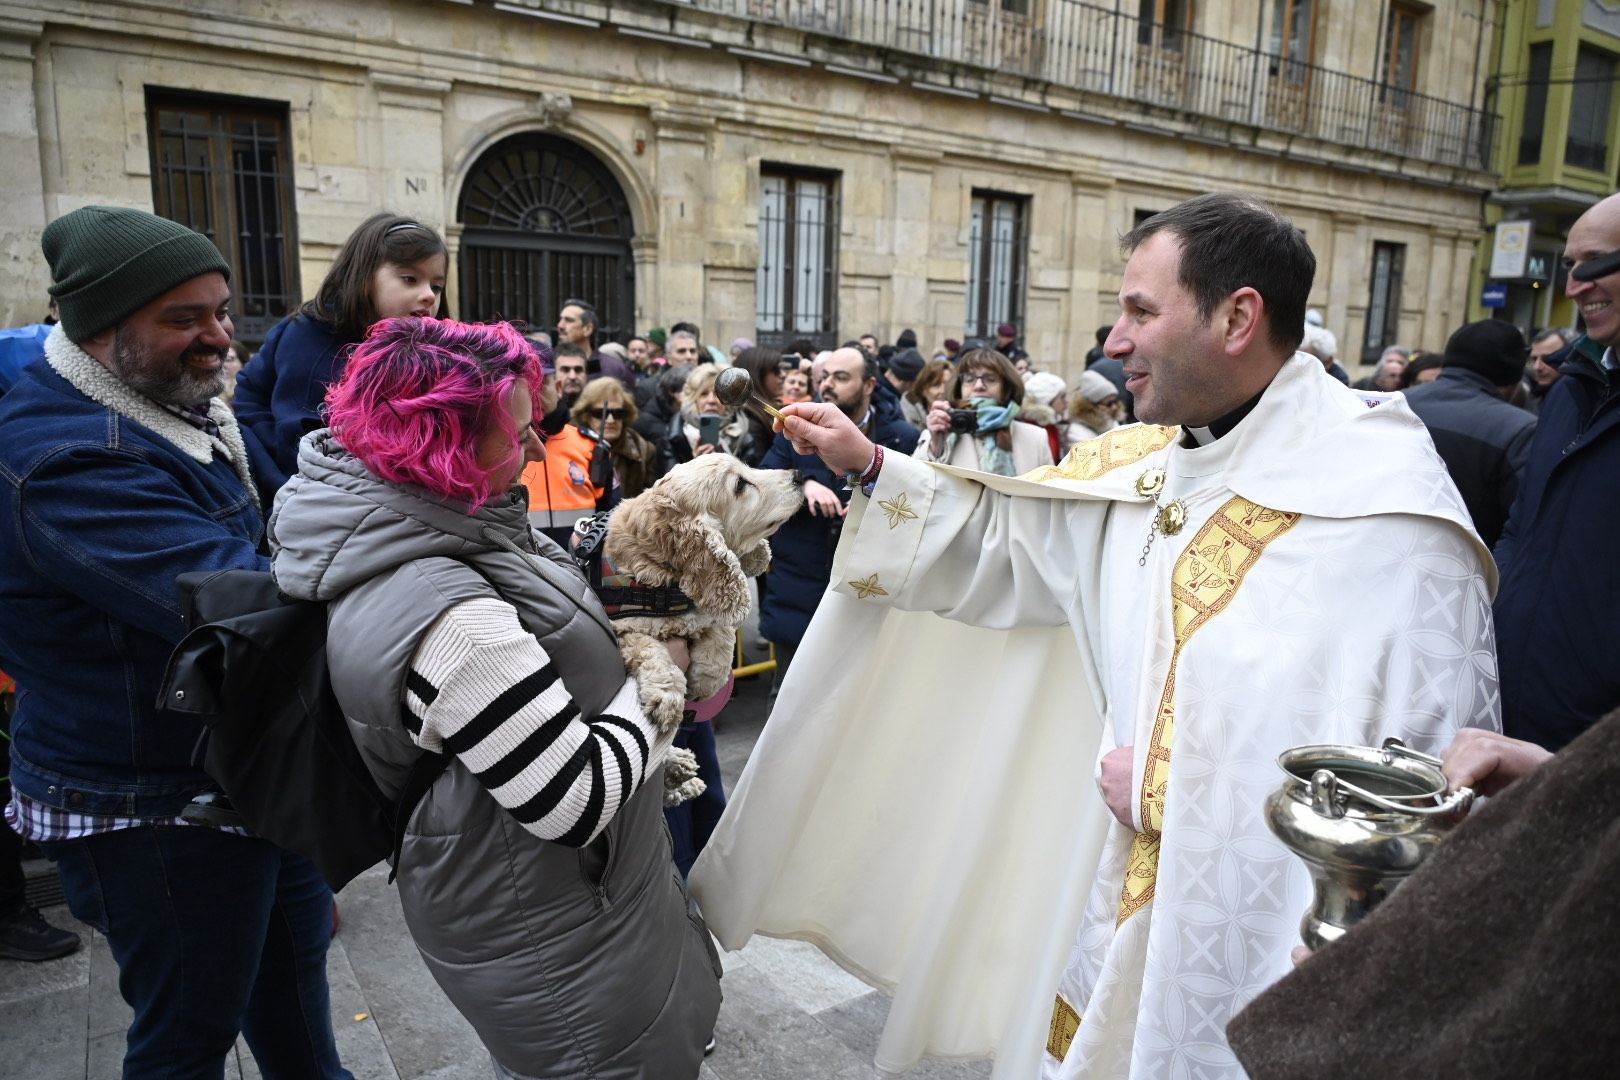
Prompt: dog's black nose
<box><xmin>789</xmin><ymin>470</ymin><xmax>809</xmax><ymax>487</ymax></box>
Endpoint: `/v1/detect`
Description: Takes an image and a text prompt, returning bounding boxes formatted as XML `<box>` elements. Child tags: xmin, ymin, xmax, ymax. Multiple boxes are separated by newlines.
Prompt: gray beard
<box><xmin>110</xmin><ymin>324</ymin><xmax>226</xmax><ymax>407</ymax></box>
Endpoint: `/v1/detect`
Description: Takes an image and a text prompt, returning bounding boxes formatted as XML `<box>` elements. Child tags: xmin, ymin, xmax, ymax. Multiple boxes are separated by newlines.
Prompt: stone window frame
<box><xmin>967</xmin><ymin>189</ymin><xmax>1030</xmax><ymax>343</ymax></box>
<box><xmin>756</xmin><ymin>162</ymin><xmax>841</xmax><ymax>350</ymax></box>
<box><xmin>1362</xmin><ymin>240</ymin><xmax>1406</xmax><ymax>364</ymax></box>
<box><xmin>145</xmin><ymin>89</ymin><xmax>301</xmax><ymax>345</ymax></box>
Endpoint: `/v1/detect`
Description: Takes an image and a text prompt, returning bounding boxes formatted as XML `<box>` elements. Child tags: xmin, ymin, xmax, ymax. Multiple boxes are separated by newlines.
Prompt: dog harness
<box><xmin>572</xmin><ymin>513</ymin><xmax>696</xmax><ymax>621</ymax></box>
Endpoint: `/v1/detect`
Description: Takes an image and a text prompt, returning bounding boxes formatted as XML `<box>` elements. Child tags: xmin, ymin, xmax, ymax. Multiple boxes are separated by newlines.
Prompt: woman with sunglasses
<box><xmin>916</xmin><ymin>348</ymin><xmax>1053</xmax><ymax>476</ymax></box>
<box><xmin>571</xmin><ymin>377</ymin><xmax>663</xmax><ymax>499</ymax></box>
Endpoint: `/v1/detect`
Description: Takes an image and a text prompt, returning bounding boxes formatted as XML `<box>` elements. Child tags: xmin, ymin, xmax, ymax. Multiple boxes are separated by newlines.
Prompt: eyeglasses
<box><xmin>963</xmin><ymin>372</ymin><xmax>1001</xmax><ymax>387</ymax></box>
<box><xmin>586</xmin><ymin>408</ymin><xmax>628</xmax><ymax>420</ymax></box>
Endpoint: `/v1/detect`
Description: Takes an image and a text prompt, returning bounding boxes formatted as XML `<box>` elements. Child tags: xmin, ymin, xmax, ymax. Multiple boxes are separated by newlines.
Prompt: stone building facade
<box><xmin>2</xmin><ymin>0</ymin><xmax>1498</xmax><ymax>377</ymax></box>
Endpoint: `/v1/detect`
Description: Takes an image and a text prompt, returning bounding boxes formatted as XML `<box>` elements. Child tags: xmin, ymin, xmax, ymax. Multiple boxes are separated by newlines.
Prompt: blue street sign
<box><xmin>1481</xmin><ymin>283</ymin><xmax>1508</xmax><ymax>309</ymax></box>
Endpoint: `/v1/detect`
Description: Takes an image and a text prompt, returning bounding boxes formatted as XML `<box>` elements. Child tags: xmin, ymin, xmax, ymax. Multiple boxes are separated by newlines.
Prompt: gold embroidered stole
<box><xmin>1021</xmin><ymin>424</ymin><xmax>1177</xmax><ymax>484</ymax></box>
<box><xmin>1047</xmin><ymin>495</ymin><xmax>1300</xmax><ymax>1063</ymax></box>
<box><xmin>1117</xmin><ymin>497</ymin><xmax>1301</xmax><ymax>923</ymax></box>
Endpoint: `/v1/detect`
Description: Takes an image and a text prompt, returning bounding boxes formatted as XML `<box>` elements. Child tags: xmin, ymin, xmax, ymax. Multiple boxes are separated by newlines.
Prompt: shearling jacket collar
<box><xmin>44</xmin><ymin>325</ymin><xmax>259</xmax><ymax>508</ymax></box>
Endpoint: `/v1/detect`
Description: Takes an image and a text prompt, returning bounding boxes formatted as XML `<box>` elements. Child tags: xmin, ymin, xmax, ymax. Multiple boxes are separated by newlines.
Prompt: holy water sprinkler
<box><xmin>715</xmin><ymin>366</ymin><xmax>789</xmax><ymax>423</ymax></box>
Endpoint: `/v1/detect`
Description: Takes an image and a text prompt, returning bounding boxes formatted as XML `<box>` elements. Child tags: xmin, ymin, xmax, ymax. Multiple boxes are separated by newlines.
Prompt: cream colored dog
<box><xmin>605</xmin><ymin>454</ymin><xmax>804</xmax><ymax>741</ymax></box>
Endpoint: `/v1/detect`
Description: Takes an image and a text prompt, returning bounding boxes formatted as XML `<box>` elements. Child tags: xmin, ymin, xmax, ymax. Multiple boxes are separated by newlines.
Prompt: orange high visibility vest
<box><xmin>522</xmin><ymin>424</ymin><xmax>604</xmax><ymax>534</ymax></box>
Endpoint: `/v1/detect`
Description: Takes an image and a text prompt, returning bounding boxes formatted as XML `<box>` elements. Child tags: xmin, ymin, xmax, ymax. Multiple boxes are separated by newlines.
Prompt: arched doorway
<box><xmin>457</xmin><ymin>133</ymin><xmax>635</xmax><ymax>341</ymax></box>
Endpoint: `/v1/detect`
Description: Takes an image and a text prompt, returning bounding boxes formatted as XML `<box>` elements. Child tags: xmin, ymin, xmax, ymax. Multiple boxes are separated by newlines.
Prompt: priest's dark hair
<box><xmin>1121</xmin><ymin>193</ymin><xmax>1314</xmax><ymax>355</ymax></box>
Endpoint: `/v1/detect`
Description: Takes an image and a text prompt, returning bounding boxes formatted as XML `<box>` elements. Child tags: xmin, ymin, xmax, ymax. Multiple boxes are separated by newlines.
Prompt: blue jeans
<box><xmin>663</xmin><ymin>720</ymin><xmax>726</xmax><ymax>878</ymax></box>
<box><xmin>45</xmin><ymin>826</ymin><xmax>351</xmax><ymax>1080</ymax></box>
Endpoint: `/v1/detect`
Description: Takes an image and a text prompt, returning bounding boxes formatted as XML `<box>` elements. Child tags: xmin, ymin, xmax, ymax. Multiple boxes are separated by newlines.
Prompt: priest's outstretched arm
<box><xmin>778</xmin><ymin>404</ymin><xmax>1102</xmax><ymax>631</ymax></box>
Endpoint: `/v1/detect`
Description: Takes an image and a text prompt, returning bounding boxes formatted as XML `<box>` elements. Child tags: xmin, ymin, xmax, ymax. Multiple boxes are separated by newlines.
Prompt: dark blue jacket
<box><xmin>758</xmin><ymin>398</ymin><xmax>918</xmax><ymax>647</ymax></box>
<box><xmin>0</xmin><ymin>362</ymin><xmax>269</xmax><ymax>816</ymax></box>
<box><xmin>1494</xmin><ymin>336</ymin><xmax>1620</xmax><ymax>751</ymax></box>
<box><xmin>233</xmin><ymin>313</ymin><xmax>348</xmax><ymax>490</ymax></box>
<box><xmin>1401</xmin><ymin>367</ymin><xmax>1536</xmax><ymax>550</ymax></box>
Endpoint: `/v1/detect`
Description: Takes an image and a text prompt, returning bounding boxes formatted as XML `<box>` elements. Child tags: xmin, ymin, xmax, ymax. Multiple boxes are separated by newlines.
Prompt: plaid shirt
<box><xmin>5</xmin><ymin>792</ymin><xmax>248</xmax><ymax>843</ymax></box>
<box><xmin>160</xmin><ymin>400</ymin><xmax>222</xmax><ymax>438</ymax></box>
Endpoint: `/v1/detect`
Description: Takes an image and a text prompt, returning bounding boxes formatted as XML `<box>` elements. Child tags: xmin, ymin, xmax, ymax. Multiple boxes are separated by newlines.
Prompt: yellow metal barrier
<box><xmin>733</xmin><ymin>630</ymin><xmax>777</xmax><ymax>678</ymax></box>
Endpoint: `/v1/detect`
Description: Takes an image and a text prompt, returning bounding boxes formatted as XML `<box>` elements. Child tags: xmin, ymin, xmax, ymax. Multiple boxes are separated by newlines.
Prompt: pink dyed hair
<box><xmin>326</xmin><ymin>317</ymin><xmax>543</xmax><ymax>511</ymax></box>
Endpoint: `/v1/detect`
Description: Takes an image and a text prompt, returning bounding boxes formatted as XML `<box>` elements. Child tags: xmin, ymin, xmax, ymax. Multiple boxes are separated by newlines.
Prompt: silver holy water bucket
<box><xmin>1264</xmin><ymin>738</ymin><xmax>1474</xmax><ymax>950</ymax></box>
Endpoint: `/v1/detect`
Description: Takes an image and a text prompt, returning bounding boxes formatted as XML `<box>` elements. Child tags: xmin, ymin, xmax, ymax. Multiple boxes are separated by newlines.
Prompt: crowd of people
<box><xmin>0</xmin><ymin>189</ymin><xmax>1612</xmax><ymax>1080</ymax></box>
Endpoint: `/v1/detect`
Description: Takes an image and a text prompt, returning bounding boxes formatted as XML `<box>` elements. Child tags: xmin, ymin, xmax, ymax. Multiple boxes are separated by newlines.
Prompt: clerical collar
<box><xmin>1182</xmin><ymin>387</ymin><xmax>1266</xmax><ymax>448</ymax></box>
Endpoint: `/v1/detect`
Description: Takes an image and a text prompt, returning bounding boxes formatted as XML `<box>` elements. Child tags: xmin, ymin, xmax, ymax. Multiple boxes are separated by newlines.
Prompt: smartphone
<box><xmin>698</xmin><ymin>414</ymin><xmax>723</xmax><ymax>448</ymax></box>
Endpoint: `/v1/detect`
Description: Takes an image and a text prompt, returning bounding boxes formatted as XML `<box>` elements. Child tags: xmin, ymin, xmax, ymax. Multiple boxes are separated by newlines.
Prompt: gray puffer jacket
<box><xmin>270</xmin><ymin>432</ymin><xmax>721</xmax><ymax>1080</ymax></box>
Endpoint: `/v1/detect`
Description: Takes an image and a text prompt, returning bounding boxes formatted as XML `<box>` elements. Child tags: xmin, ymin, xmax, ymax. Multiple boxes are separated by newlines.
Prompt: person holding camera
<box><xmin>916</xmin><ymin>347</ymin><xmax>1052</xmax><ymax>475</ymax></box>
<box><xmin>667</xmin><ymin>364</ymin><xmax>761</xmax><ymax>465</ymax></box>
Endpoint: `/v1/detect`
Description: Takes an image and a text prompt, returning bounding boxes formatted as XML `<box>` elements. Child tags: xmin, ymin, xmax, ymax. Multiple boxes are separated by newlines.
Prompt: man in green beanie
<box><xmin>0</xmin><ymin>206</ymin><xmax>351</xmax><ymax>1079</ymax></box>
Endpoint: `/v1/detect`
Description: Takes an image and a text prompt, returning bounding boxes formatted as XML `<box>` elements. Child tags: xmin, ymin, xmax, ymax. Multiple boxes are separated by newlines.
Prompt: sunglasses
<box><xmin>586</xmin><ymin>408</ymin><xmax>629</xmax><ymax>420</ymax></box>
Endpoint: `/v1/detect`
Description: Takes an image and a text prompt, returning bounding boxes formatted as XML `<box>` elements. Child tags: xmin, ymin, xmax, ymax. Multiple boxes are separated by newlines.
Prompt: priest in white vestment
<box><xmin>690</xmin><ymin>195</ymin><xmax>1500</xmax><ymax>1079</ymax></box>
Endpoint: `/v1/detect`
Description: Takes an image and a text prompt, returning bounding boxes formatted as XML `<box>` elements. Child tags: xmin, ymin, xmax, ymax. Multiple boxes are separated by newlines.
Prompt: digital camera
<box><xmin>947</xmin><ymin>407</ymin><xmax>979</xmax><ymax>435</ymax></box>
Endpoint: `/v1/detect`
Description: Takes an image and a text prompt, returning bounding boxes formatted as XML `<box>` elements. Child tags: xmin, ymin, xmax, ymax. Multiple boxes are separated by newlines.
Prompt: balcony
<box><xmin>645</xmin><ymin>0</ymin><xmax>1498</xmax><ymax>172</ymax></box>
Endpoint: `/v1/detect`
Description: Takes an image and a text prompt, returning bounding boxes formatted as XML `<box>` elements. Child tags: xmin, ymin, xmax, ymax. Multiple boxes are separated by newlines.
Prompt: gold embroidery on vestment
<box><xmin>878</xmin><ymin>492</ymin><xmax>918</xmax><ymax>529</ymax></box>
<box><xmin>1019</xmin><ymin>424</ymin><xmax>1178</xmax><ymax>484</ymax></box>
<box><xmin>1047</xmin><ymin>994</ymin><xmax>1081</xmax><ymax>1060</ymax></box>
<box><xmin>848</xmin><ymin>574</ymin><xmax>888</xmax><ymax>599</ymax></box>
<box><xmin>1115</xmin><ymin>497</ymin><xmax>1302</xmax><ymax>926</ymax></box>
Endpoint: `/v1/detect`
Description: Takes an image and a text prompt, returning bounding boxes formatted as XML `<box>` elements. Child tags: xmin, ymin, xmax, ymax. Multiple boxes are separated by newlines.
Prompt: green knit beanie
<box><xmin>43</xmin><ymin>206</ymin><xmax>231</xmax><ymax>342</ymax></box>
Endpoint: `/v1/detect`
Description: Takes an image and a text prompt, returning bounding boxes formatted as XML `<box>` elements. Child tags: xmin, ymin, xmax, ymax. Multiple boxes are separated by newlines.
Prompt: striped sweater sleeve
<box><xmin>403</xmin><ymin>597</ymin><xmax>671</xmax><ymax>847</ymax></box>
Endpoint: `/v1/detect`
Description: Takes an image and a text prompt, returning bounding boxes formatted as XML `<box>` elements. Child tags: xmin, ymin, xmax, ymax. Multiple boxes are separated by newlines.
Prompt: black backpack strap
<box><xmin>386</xmin><ymin>749</ymin><xmax>451</xmax><ymax>884</ymax></box>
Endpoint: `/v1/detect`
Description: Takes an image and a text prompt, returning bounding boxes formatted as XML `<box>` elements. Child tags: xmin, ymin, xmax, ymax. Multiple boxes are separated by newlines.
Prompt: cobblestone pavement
<box><xmin>0</xmin><ymin>649</ymin><xmax>993</xmax><ymax>1080</ymax></box>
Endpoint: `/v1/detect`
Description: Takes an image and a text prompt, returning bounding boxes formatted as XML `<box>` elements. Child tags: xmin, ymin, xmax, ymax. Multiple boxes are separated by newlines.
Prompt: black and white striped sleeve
<box><xmin>403</xmin><ymin>597</ymin><xmax>671</xmax><ymax>847</ymax></box>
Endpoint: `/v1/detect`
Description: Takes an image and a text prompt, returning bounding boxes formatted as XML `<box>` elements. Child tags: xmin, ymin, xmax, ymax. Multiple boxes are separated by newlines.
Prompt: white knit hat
<box><xmin>1078</xmin><ymin>370</ymin><xmax>1118</xmax><ymax>403</ymax></box>
<box><xmin>1022</xmin><ymin>371</ymin><xmax>1068</xmax><ymax>407</ymax></box>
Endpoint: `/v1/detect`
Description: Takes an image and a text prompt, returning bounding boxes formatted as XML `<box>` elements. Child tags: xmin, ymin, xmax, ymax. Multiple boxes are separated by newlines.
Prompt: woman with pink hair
<box><xmin>268</xmin><ymin>317</ymin><xmax>721</xmax><ymax>1079</ymax></box>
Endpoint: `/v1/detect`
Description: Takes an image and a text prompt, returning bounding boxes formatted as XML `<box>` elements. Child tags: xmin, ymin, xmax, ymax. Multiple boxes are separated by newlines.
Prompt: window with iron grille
<box><xmin>756</xmin><ymin>166</ymin><xmax>839</xmax><ymax>351</ymax></box>
<box><xmin>1362</xmin><ymin>242</ymin><xmax>1405</xmax><ymax>363</ymax></box>
<box><xmin>968</xmin><ymin>191</ymin><xmax>1029</xmax><ymax>341</ymax></box>
<box><xmin>147</xmin><ymin>92</ymin><xmax>299</xmax><ymax>345</ymax></box>
<box><xmin>1567</xmin><ymin>46</ymin><xmax>1616</xmax><ymax>173</ymax></box>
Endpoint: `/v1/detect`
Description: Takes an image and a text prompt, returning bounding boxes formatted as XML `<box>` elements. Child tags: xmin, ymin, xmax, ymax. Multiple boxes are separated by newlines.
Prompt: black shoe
<box><xmin>0</xmin><ymin>905</ymin><xmax>81</xmax><ymax>962</ymax></box>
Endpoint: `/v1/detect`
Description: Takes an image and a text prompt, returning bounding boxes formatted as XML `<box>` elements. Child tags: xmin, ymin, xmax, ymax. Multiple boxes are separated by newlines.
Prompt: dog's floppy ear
<box><xmin>738</xmin><ymin>541</ymin><xmax>772</xmax><ymax>579</ymax></box>
<box><xmin>665</xmin><ymin>513</ymin><xmax>750</xmax><ymax>621</ymax></box>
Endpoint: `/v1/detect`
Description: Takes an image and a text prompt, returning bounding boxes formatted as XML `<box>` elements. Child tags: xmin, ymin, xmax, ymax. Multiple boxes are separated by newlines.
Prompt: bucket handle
<box><xmin>1307</xmin><ymin>739</ymin><xmax>1475</xmax><ymax>819</ymax></box>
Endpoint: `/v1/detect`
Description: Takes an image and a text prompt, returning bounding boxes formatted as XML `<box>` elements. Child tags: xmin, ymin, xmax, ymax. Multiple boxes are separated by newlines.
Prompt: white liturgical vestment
<box><xmin>691</xmin><ymin>356</ymin><xmax>1500</xmax><ymax>1078</ymax></box>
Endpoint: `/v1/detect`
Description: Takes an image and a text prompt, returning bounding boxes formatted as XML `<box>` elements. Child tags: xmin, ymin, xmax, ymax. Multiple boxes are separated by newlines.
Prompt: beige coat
<box><xmin>914</xmin><ymin>418</ymin><xmax>1052</xmax><ymax>475</ymax></box>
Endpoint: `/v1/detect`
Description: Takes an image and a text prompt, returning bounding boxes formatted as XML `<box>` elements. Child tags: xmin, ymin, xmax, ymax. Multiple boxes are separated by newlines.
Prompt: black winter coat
<box><xmin>1401</xmin><ymin>367</ymin><xmax>1536</xmax><ymax>549</ymax></box>
<box><xmin>1494</xmin><ymin>336</ymin><xmax>1620</xmax><ymax>751</ymax></box>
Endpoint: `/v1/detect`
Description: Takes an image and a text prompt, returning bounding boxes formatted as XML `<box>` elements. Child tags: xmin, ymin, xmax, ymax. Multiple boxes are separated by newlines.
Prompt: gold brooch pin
<box><xmin>1158</xmin><ymin>500</ymin><xmax>1188</xmax><ymax>536</ymax></box>
<box><xmin>848</xmin><ymin>574</ymin><xmax>889</xmax><ymax>599</ymax></box>
<box><xmin>878</xmin><ymin>492</ymin><xmax>918</xmax><ymax>529</ymax></box>
<box><xmin>1134</xmin><ymin>466</ymin><xmax>1188</xmax><ymax>565</ymax></box>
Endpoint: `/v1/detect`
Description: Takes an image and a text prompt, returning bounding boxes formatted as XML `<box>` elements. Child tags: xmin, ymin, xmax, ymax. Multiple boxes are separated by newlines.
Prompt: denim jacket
<box><xmin>0</xmin><ymin>329</ymin><xmax>271</xmax><ymax>816</ymax></box>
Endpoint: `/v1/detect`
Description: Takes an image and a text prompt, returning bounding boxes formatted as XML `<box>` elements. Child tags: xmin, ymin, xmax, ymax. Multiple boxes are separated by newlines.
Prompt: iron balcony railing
<box><xmin>651</xmin><ymin>0</ymin><xmax>1497</xmax><ymax>171</ymax></box>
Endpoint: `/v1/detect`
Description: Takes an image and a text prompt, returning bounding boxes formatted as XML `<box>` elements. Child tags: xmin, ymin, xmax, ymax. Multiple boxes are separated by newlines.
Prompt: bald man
<box><xmin>1492</xmin><ymin>192</ymin><xmax>1620</xmax><ymax>752</ymax></box>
